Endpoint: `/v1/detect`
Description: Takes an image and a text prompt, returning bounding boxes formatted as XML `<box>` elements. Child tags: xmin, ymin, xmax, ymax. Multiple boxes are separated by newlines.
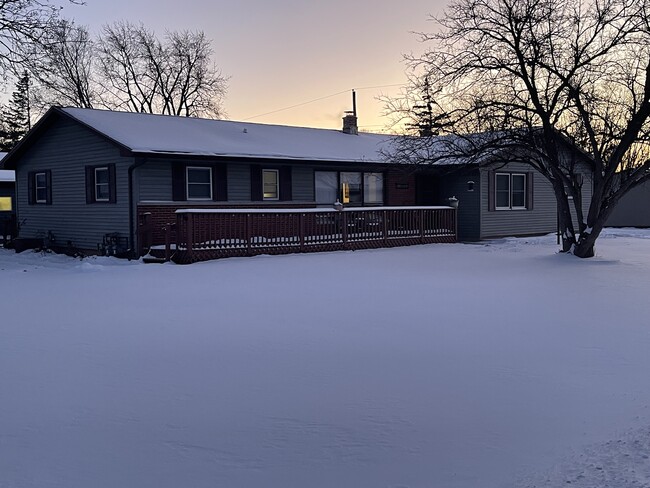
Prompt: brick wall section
<box><xmin>385</xmin><ymin>170</ymin><xmax>416</xmax><ymax>206</ymax></box>
<box><xmin>138</xmin><ymin>202</ymin><xmax>316</xmax><ymax>249</ymax></box>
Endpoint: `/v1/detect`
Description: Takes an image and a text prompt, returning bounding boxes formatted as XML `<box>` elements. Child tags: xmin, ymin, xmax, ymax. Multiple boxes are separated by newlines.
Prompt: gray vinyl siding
<box><xmin>292</xmin><ymin>166</ymin><xmax>314</xmax><ymax>202</ymax></box>
<box><xmin>16</xmin><ymin>117</ymin><xmax>133</xmax><ymax>250</ymax></box>
<box><xmin>480</xmin><ymin>162</ymin><xmax>556</xmax><ymax>238</ymax></box>
<box><xmin>136</xmin><ymin>160</ymin><xmax>171</xmax><ymax>201</ymax></box>
<box><xmin>136</xmin><ymin>161</ymin><xmax>315</xmax><ymax>203</ymax></box>
<box><xmin>606</xmin><ymin>180</ymin><xmax>650</xmax><ymax>227</ymax></box>
<box><xmin>480</xmin><ymin>161</ymin><xmax>592</xmax><ymax>239</ymax></box>
<box><xmin>440</xmin><ymin>169</ymin><xmax>481</xmax><ymax>241</ymax></box>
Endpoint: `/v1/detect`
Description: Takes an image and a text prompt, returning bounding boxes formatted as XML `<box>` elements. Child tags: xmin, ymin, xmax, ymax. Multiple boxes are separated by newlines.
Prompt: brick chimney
<box><xmin>342</xmin><ymin>89</ymin><xmax>359</xmax><ymax>135</ymax></box>
<box><xmin>342</xmin><ymin>111</ymin><xmax>358</xmax><ymax>135</ymax></box>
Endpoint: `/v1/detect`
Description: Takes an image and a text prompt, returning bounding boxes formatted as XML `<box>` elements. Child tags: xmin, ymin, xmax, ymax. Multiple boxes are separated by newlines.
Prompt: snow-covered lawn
<box><xmin>2</xmin><ymin>229</ymin><xmax>650</xmax><ymax>488</ymax></box>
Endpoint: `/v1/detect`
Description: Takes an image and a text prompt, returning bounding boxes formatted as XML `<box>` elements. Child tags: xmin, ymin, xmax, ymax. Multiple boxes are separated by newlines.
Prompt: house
<box><xmin>1</xmin><ymin>107</ymin><xmax>591</xmax><ymax>260</ymax></box>
<box><xmin>606</xmin><ymin>180</ymin><xmax>650</xmax><ymax>228</ymax></box>
<box><xmin>0</xmin><ymin>152</ymin><xmax>16</xmax><ymax>243</ymax></box>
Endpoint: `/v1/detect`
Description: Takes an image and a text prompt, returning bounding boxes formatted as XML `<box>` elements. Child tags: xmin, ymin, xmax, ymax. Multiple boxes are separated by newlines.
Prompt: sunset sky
<box><xmin>61</xmin><ymin>0</ymin><xmax>448</xmax><ymax>132</ymax></box>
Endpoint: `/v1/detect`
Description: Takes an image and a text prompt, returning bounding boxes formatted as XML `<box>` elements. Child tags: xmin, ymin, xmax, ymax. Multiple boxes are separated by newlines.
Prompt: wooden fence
<box><xmin>159</xmin><ymin>206</ymin><xmax>456</xmax><ymax>264</ymax></box>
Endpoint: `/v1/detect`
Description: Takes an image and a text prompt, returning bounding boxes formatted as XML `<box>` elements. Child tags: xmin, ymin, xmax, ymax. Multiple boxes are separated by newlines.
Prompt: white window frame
<box><xmin>35</xmin><ymin>172</ymin><xmax>47</xmax><ymax>203</ymax></box>
<box><xmin>262</xmin><ymin>169</ymin><xmax>279</xmax><ymax>201</ymax></box>
<box><xmin>495</xmin><ymin>172</ymin><xmax>527</xmax><ymax>210</ymax></box>
<box><xmin>510</xmin><ymin>173</ymin><xmax>527</xmax><ymax>210</ymax></box>
<box><xmin>94</xmin><ymin>167</ymin><xmax>110</xmax><ymax>202</ymax></box>
<box><xmin>186</xmin><ymin>166</ymin><xmax>213</xmax><ymax>201</ymax></box>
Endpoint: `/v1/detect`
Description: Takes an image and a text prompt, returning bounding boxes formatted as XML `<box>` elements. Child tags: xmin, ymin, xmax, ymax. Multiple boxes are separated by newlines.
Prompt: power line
<box><xmin>242</xmin><ymin>83</ymin><xmax>405</xmax><ymax>121</ymax></box>
<box><xmin>242</xmin><ymin>90</ymin><xmax>349</xmax><ymax>121</ymax></box>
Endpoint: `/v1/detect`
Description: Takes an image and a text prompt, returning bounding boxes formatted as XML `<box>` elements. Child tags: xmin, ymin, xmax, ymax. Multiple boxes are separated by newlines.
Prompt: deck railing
<box><xmin>168</xmin><ymin>206</ymin><xmax>456</xmax><ymax>264</ymax></box>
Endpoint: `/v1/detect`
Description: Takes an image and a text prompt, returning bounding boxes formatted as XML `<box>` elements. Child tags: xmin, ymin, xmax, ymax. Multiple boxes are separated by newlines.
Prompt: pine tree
<box><xmin>2</xmin><ymin>71</ymin><xmax>31</xmax><ymax>151</ymax></box>
<box><xmin>407</xmin><ymin>77</ymin><xmax>449</xmax><ymax>137</ymax></box>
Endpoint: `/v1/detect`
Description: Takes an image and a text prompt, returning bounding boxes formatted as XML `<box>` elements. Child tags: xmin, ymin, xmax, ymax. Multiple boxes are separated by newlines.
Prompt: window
<box><xmin>186</xmin><ymin>167</ymin><xmax>212</xmax><ymax>200</ymax></box>
<box><xmin>263</xmin><ymin>169</ymin><xmax>279</xmax><ymax>200</ymax></box>
<box><xmin>35</xmin><ymin>172</ymin><xmax>48</xmax><ymax>203</ymax></box>
<box><xmin>315</xmin><ymin>171</ymin><xmax>338</xmax><ymax>204</ymax></box>
<box><xmin>0</xmin><ymin>197</ymin><xmax>11</xmax><ymax>211</ymax></box>
<box><xmin>85</xmin><ymin>164</ymin><xmax>115</xmax><ymax>204</ymax></box>
<box><xmin>173</xmin><ymin>163</ymin><xmax>226</xmax><ymax>202</ymax></box>
<box><xmin>363</xmin><ymin>173</ymin><xmax>384</xmax><ymax>205</ymax></box>
<box><xmin>340</xmin><ymin>172</ymin><xmax>362</xmax><ymax>204</ymax></box>
<box><xmin>495</xmin><ymin>173</ymin><xmax>527</xmax><ymax>210</ymax></box>
<box><xmin>28</xmin><ymin>170</ymin><xmax>52</xmax><ymax>205</ymax></box>
<box><xmin>94</xmin><ymin>167</ymin><xmax>110</xmax><ymax>202</ymax></box>
<box><xmin>315</xmin><ymin>171</ymin><xmax>384</xmax><ymax>206</ymax></box>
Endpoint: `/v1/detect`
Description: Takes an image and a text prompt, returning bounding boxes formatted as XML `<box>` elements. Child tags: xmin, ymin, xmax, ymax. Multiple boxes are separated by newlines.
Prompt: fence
<box><xmin>162</xmin><ymin>206</ymin><xmax>456</xmax><ymax>264</ymax></box>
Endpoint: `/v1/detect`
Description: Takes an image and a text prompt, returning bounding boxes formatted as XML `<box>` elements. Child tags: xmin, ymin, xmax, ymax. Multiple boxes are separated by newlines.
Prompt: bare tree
<box><xmin>391</xmin><ymin>0</ymin><xmax>650</xmax><ymax>257</ymax></box>
<box><xmin>0</xmin><ymin>0</ymin><xmax>84</xmax><ymax>76</ymax></box>
<box><xmin>28</xmin><ymin>20</ymin><xmax>96</xmax><ymax>111</ymax></box>
<box><xmin>97</xmin><ymin>22</ymin><xmax>227</xmax><ymax>117</ymax></box>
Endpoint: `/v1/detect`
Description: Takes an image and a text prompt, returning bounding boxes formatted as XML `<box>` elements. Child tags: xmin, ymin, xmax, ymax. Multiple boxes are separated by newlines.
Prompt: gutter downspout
<box><xmin>128</xmin><ymin>157</ymin><xmax>148</xmax><ymax>259</ymax></box>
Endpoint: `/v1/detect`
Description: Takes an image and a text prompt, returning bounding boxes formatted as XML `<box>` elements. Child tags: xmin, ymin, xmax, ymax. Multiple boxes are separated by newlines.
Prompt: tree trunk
<box><xmin>573</xmin><ymin>223</ymin><xmax>602</xmax><ymax>258</ymax></box>
<box><xmin>552</xmin><ymin>182</ymin><xmax>576</xmax><ymax>253</ymax></box>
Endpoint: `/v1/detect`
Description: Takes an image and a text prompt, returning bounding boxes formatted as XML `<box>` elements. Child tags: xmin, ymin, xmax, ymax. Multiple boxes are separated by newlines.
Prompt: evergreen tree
<box><xmin>2</xmin><ymin>71</ymin><xmax>31</xmax><ymax>151</ymax></box>
<box><xmin>406</xmin><ymin>77</ymin><xmax>449</xmax><ymax>137</ymax></box>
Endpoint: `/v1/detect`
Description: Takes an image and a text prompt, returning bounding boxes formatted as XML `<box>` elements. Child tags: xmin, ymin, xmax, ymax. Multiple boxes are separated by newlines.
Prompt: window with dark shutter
<box><xmin>85</xmin><ymin>164</ymin><xmax>116</xmax><ymax>204</ymax></box>
<box><xmin>29</xmin><ymin>170</ymin><xmax>52</xmax><ymax>205</ymax></box>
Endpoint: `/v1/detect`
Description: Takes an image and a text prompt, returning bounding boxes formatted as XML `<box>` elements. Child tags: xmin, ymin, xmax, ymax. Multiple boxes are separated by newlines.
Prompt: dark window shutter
<box><xmin>279</xmin><ymin>166</ymin><xmax>292</xmax><ymax>201</ymax></box>
<box><xmin>27</xmin><ymin>171</ymin><xmax>35</xmax><ymax>205</ymax></box>
<box><xmin>527</xmin><ymin>172</ymin><xmax>534</xmax><ymax>210</ymax></box>
<box><xmin>250</xmin><ymin>165</ymin><xmax>263</xmax><ymax>201</ymax></box>
<box><xmin>108</xmin><ymin>164</ymin><xmax>117</xmax><ymax>203</ymax></box>
<box><xmin>45</xmin><ymin>170</ymin><xmax>52</xmax><ymax>205</ymax></box>
<box><xmin>85</xmin><ymin>166</ymin><xmax>94</xmax><ymax>204</ymax></box>
<box><xmin>213</xmin><ymin>163</ymin><xmax>228</xmax><ymax>201</ymax></box>
<box><xmin>172</xmin><ymin>163</ymin><xmax>186</xmax><ymax>201</ymax></box>
<box><xmin>487</xmin><ymin>170</ymin><xmax>495</xmax><ymax>211</ymax></box>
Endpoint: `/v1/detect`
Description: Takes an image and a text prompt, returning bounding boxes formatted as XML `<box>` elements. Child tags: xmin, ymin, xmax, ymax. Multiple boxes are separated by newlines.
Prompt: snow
<box><xmin>0</xmin><ymin>169</ymin><xmax>14</xmax><ymax>182</ymax></box>
<box><xmin>61</xmin><ymin>107</ymin><xmax>396</xmax><ymax>163</ymax></box>
<box><xmin>2</xmin><ymin>229</ymin><xmax>650</xmax><ymax>487</ymax></box>
<box><xmin>175</xmin><ymin>205</ymin><xmax>453</xmax><ymax>214</ymax></box>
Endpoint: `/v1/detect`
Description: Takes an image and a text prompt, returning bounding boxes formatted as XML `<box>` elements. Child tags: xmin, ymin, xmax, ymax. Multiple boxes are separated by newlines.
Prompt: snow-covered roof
<box><xmin>0</xmin><ymin>169</ymin><xmax>14</xmax><ymax>182</ymax></box>
<box><xmin>61</xmin><ymin>107</ymin><xmax>397</xmax><ymax>163</ymax></box>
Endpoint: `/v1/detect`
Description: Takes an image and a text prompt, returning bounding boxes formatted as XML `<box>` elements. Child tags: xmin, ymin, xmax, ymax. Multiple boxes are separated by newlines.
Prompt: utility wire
<box><xmin>242</xmin><ymin>83</ymin><xmax>405</xmax><ymax>121</ymax></box>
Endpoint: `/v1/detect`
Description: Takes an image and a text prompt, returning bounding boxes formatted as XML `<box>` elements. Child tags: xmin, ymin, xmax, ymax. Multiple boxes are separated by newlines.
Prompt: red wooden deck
<box><xmin>146</xmin><ymin>206</ymin><xmax>457</xmax><ymax>264</ymax></box>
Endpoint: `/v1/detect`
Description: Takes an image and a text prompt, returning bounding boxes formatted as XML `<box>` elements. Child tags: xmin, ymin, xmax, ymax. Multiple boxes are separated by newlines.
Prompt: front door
<box><xmin>415</xmin><ymin>174</ymin><xmax>438</xmax><ymax>205</ymax></box>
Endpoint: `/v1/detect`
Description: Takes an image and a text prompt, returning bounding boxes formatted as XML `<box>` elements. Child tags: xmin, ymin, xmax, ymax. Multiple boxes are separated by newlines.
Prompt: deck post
<box><xmin>164</xmin><ymin>222</ymin><xmax>172</xmax><ymax>262</ymax></box>
<box><xmin>382</xmin><ymin>210</ymin><xmax>388</xmax><ymax>245</ymax></box>
<box><xmin>246</xmin><ymin>213</ymin><xmax>252</xmax><ymax>256</ymax></box>
<box><xmin>419</xmin><ymin>209</ymin><xmax>425</xmax><ymax>244</ymax></box>
<box><xmin>299</xmin><ymin>213</ymin><xmax>305</xmax><ymax>252</ymax></box>
<box><xmin>185</xmin><ymin>214</ymin><xmax>193</xmax><ymax>261</ymax></box>
<box><xmin>454</xmin><ymin>208</ymin><xmax>458</xmax><ymax>242</ymax></box>
<box><xmin>342</xmin><ymin>211</ymin><xmax>348</xmax><ymax>248</ymax></box>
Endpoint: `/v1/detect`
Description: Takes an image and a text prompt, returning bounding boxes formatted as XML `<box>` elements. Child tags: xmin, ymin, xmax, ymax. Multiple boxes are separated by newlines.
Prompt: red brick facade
<box><xmin>385</xmin><ymin>170</ymin><xmax>416</xmax><ymax>206</ymax></box>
